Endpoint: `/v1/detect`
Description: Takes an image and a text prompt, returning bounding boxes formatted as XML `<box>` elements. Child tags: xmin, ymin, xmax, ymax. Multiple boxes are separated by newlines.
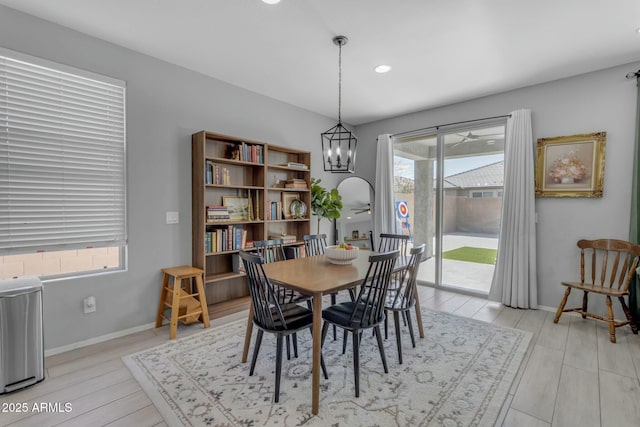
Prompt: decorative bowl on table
<box><xmin>325</xmin><ymin>245</ymin><xmax>359</xmax><ymax>265</ymax></box>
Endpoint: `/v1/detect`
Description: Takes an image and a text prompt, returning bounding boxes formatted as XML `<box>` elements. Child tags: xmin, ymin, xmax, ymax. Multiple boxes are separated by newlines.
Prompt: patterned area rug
<box><xmin>123</xmin><ymin>309</ymin><xmax>531</xmax><ymax>426</ymax></box>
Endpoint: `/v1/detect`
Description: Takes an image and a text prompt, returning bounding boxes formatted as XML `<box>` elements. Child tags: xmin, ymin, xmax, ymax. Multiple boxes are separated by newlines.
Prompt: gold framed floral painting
<box><xmin>535</xmin><ymin>131</ymin><xmax>606</xmax><ymax>198</ymax></box>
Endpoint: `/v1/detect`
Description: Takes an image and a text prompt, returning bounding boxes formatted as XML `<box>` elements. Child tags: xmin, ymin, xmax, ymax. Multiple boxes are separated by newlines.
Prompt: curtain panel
<box><xmin>488</xmin><ymin>109</ymin><xmax>538</xmax><ymax>308</ymax></box>
<box><xmin>374</xmin><ymin>134</ymin><xmax>396</xmax><ymax>247</ymax></box>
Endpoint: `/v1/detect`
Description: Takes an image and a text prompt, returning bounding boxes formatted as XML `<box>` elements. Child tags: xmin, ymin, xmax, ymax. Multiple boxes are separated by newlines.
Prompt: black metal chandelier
<box><xmin>322</xmin><ymin>35</ymin><xmax>357</xmax><ymax>173</ymax></box>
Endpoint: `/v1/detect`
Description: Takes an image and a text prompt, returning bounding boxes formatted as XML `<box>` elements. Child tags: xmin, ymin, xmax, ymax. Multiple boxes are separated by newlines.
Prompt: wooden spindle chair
<box><xmin>553</xmin><ymin>239</ymin><xmax>640</xmax><ymax>343</ymax></box>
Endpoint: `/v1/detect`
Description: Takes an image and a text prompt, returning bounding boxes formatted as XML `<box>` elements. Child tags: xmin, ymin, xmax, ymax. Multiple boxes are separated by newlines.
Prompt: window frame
<box><xmin>0</xmin><ymin>47</ymin><xmax>127</xmax><ymax>280</ymax></box>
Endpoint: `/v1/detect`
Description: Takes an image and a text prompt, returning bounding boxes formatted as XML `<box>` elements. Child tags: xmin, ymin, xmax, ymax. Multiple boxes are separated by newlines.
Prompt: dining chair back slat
<box><xmin>253</xmin><ymin>239</ymin><xmax>287</xmax><ymax>263</ymax></box>
<box><xmin>303</xmin><ymin>234</ymin><xmax>327</xmax><ymax>256</ymax></box>
<box><xmin>378</xmin><ymin>233</ymin><xmax>410</xmax><ymax>256</ymax></box>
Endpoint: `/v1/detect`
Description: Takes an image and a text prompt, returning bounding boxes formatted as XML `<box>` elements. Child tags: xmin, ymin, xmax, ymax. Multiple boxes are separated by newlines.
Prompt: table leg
<box><xmin>311</xmin><ymin>292</ymin><xmax>322</xmax><ymax>415</ymax></box>
<box><xmin>241</xmin><ymin>303</ymin><xmax>254</xmax><ymax>363</ymax></box>
<box><xmin>414</xmin><ymin>290</ymin><xmax>425</xmax><ymax>339</ymax></box>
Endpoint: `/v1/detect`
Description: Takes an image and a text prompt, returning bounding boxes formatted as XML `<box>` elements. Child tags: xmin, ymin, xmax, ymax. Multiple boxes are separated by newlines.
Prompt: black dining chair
<box><xmin>302</xmin><ymin>233</ymin><xmax>327</xmax><ymax>257</ymax></box>
<box><xmin>240</xmin><ymin>251</ymin><xmax>328</xmax><ymax>403</ymax></box>
<box><xmin>384</xmin><ymin>243</ymin><xmax>425</xmax><ymax>364</ymax></box>
<box><xmin>253</xmin><ymin>238</ymin><xmax>312</xmax><ymax>359</ymax></box>
<box><xmin>378</xmin><ymin>233</ymin><xmax>410</xmax><ymax>256</ymax></box>
<box><xmin>320</xmin><ymin>250</ymin><xmax>399</xmax><ymax>397</ymax></box>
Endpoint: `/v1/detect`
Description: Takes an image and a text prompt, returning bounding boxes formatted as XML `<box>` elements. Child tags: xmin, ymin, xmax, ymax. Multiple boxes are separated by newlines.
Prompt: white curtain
<box><xmin>489</xmin><ymin>109</ymin><xmax>538</xmax><ymax>308</ymax></box>
<box><xmin>374</xmin><ymin>134</ymin><xmax>396</xmax><ymax>247</ymax></box>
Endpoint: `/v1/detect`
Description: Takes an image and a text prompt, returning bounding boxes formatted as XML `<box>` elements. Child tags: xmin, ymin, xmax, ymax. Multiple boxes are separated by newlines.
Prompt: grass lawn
<box><xmin>442</xmin><ymin>246</ymin><xmax>497</xmax><ymax>265</ymax></box>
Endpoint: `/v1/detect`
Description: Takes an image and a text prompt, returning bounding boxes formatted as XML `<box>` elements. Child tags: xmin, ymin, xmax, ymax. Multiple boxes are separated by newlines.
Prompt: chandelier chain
<box><xmin>338</xmin><ymin>41</ymin><xmax>342</xmax><ymax>123</ymax></box>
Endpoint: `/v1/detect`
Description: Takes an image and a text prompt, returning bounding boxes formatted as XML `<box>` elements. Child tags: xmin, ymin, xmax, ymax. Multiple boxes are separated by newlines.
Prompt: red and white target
<box><xmin>396</xmin><ymin>201</ymin><xmax>409</xmax><ymax>219</ymax></box>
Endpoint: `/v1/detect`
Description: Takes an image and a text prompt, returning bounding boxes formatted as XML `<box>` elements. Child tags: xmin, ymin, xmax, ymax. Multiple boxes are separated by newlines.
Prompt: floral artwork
<box><xmin>547</xmin><ymin>149</ymin><xmax>588</xmax><ymax>184</ymax></box>
<box><xmin>535</xmin><ymin>132</ymin><xmax>606</xmax><ymax>198</ymax></box>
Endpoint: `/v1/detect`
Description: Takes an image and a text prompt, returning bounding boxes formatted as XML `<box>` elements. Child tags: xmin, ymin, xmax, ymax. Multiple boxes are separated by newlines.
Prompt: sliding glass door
<box><xmin>393</xmin><ymin>122</ymin><xmax>505</xmax><ymax>294</ymax></box>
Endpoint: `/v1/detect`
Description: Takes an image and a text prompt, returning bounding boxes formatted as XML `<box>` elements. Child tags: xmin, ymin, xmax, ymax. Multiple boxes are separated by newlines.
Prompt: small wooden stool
<box><xmin>155</xmin><ymin>266</ymin><xmax>210</xmax><ymax>339</ymax></box>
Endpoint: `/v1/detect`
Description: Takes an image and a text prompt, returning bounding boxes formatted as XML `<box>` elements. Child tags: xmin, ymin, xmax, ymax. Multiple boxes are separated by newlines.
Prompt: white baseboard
<box><xmin>44</xmin><ymin>322</ymin><xmax>156</xmax><ymax>357</ymax></box>
<box><xmin>537</xmin><ymin>304</ymin><xmax>556</xmax><ymax>312</ymax></box>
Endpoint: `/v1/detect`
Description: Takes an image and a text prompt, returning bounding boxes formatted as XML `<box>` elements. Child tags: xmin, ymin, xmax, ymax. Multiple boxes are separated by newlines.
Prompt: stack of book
<box><xmin>281</xmin><ymin>161</ymin><xmax>308</xmax><ymax>170</ymax></box>
<box><xmin>285</xmin><ymin>178</ymin><xmax>307</xmax><ymax>189</ymax></box>
<box><xmin>269</xmin><ymin>234</ymin><xmax>297</xmax><ymax>244</ymax></box>
<box><xmin>206</xmin><ymin>206</ymin><xmax>230</xmax><ymax>221</ymax></box>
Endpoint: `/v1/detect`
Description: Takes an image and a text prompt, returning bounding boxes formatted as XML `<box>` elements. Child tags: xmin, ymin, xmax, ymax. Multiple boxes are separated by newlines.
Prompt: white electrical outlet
<box><xmin>166</xmin><ymin>211</ymin><xmax>179</xmax><ymax>224</ymax></box>
<box><xmin>83</xmin><ymin>296</ymin><xmax>96</xmax><ymax>314</ymax></box>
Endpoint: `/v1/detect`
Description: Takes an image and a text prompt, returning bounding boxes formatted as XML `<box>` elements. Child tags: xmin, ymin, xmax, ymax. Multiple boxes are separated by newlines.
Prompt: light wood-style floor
<box><xmin>2</xmin><ymin>286</ymin><xmax>640</xmax><ymax>427</ymax></box>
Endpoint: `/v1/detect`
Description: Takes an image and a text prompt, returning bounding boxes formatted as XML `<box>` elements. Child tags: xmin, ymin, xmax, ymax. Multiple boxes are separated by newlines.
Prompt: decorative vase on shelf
<box><xmin>561</xmin><ymin>177</ymin><xmax>574</xmax><ymax>184</ymax></box>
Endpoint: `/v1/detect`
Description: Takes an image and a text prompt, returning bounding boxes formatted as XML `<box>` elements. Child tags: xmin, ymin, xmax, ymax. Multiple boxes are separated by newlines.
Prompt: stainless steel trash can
<box><xmin>0</xmin><ymin>277</ymin><xmax>44</xmax><ymax>394</ymax></box>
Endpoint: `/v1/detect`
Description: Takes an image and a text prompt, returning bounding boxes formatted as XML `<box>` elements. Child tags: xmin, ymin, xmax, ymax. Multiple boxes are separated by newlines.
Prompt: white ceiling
<box><xmin>2</xmin><ymin>0</ymin><xmax>640</xmax><ymax>125</ymax></box>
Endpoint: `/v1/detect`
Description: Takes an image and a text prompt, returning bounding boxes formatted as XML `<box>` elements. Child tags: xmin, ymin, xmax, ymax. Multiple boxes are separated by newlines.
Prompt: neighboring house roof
<box><xmin>444</xmin><ymin>161</ymin><xmax>504</xmax><ymax>189</ymax></box>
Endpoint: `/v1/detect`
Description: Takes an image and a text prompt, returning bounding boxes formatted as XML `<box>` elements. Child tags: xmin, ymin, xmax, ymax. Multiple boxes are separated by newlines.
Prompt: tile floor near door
<box><xmin>1</xmin><ymin>287</ymin><xmax>640</xmax><ymax>427</ymax></box>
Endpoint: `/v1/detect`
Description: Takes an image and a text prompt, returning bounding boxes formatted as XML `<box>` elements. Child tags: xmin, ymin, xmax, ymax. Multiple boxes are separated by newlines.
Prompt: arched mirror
<box><xmin>335</xmin><ymin>177</ymin><xmax>374</xmax><ymax>248</ymax></box>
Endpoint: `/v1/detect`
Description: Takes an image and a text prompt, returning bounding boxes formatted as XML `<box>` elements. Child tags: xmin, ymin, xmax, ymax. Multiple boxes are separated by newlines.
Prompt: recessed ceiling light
<box><xmin>374</xmin><ymin>64</ymin><xmax>392</xmax><ymax>73</ymax></box>
<box><xmin>262</xmin><ymin>0</ymin><xmax>281</xmax><ymax>4</ymax></box>
<box><xmin>636</xmin><ymin>27</ymin><xmax>640</xmax><ymax>33</ymax></box>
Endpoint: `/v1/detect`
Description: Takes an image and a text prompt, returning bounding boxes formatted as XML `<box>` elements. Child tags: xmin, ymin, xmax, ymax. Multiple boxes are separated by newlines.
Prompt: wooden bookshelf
<box><xmin>192</xmin><ymin>131</ymin><xmax>311</xmax><ymax>315</ymax></box>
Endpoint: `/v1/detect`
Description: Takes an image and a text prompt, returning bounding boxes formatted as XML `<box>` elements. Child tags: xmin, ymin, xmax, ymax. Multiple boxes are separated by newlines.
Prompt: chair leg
<box><xmin>374</xmin><ymin>325</ymin><xmax>388</xmax><ymax>374</ymax></box>
<box><xmin>606</xmin><ymin>296</ymin><xmax>616</xmax><ymax>343</ymax></box>
<box><xmin>352</xmin><ymin>329</ymin><xmax>360</xmax><ymax>397</ymax></box>
<box><xmin>384</xmin><ymin>310</ymin><xmax>388</xmax><ymax>339</ymax></box>
<box><xmin>619</xmin><ymin>296</ymin><xmax>639</xmax><ymax>334</ymax></box>
<box><xmin>249</xmin><ymin>329</ymin><xmax>263</xmax><ymax>376</ymax></box>
<box><xmin>331</xmin><ymin>293</ymin><xmax>337</xmax><ymax>341</ymax></box>
<box><xmin>582</xmin><ymin>291</ymin><xmax>589</xmax><ymax>319</ymax></box>
<box><xmin>275</xmin><ymin>335</ymin><xmax>284</xmax><ymax>403</ymax></box>
<box><xmin>314</xmin><ymin>326</ymin><xmax>330</xmax><ymax>380</ymax></box>
<box><xmin>292</xmin><ymin>333</ymin><xmax>298</xmax><ymax>358</ymax></box>
<box><xmin>342</xmin><ymin>329</ymin><xmax>348</xmax><ymax>354</ymax></box>
<box><xmin>286</xmin><ymin>335</ymin><xmax>291</xmax><ymax>360</ymax></box>
<box><xmin>321</xmin><ymin>321</ymin><xmax>330</xmax><ymax>347</ymax></box>
<box><xmin>554</xmin><ymin>287</ymin><xmax>572</xmax><ymax>323</ymax></box>
<box><xmin>393</xmin><ymin>311</ymin><xmax>403</xmax><ymax>365</ymax></box>
<box><xmin>406</xmin><ymin>309</ymin><xmax>416</xmax><ymax>348</ymax></box>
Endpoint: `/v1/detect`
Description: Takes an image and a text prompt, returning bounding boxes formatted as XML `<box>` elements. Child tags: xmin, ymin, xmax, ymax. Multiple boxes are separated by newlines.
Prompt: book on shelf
<box><xmin>231</xmin><ymin>253</ymin><xmax>245</xmax><ymax>273</ymax></box>
<box><xmin>205</xmin><ymin>225</ymin><xmax>248</xmax><ymax>252</ymax></box>
<box><xmin>285</xmin><ymin>178</ymin><xmax>307</xmax><ymax>188</ymax></box>
<box><xmin>268</xmin><ymin>201</ymin><xmax>283</xmax><ymax>220</ymax></box>
<box><xmin>280</xmin><ymin>161</ymin><xmax>308</xmax><ymax>169</ymax></box>
<box><xmin>206</xmin><ymin>205</ymin><xmax>230</xmax><ymax>221</ymax></box>
<box><xmin>226</xmin><ymin>142</ymin><xmax>264</xmax><ymax>164</ymax></box>
<box><xmin>205</xmin><ymin>160</ymin><xmax>213</xmax><ymax>184</ymax></box>
<box><xmin>269</xmin><ymin>234</ymin><xmax>297</xmax><ymax>244</ymax></box>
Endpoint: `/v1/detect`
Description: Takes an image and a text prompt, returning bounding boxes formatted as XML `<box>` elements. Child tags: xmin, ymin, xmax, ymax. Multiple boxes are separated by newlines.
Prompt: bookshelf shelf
<box><xmin>193</xmin><ymin>131</ymin><xmax>311</xmax><ymax>314</ymax></box>
<box><xmin>206</xmin><ymin>184</ymin><xmax>263</xmax><ymax>190</ymax></box>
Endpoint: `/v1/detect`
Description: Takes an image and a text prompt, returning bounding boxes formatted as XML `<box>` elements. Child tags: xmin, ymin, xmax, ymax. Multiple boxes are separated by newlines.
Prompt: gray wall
<box><xmin>0</xmin><ymin>5</ymin><xmax>342</xmax><ymax>350</ymax></box>
<box><xmin>356</xmin><ymin>62</ymin><xmax>640</xmax><ymax>313</ymax></box>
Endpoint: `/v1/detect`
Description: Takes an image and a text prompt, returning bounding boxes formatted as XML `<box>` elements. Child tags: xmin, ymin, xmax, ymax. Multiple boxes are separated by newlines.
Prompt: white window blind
<box><xmin>0</xmin><ymin>49</ymin><xmax>126</xmax><ymax>255</ymax></box>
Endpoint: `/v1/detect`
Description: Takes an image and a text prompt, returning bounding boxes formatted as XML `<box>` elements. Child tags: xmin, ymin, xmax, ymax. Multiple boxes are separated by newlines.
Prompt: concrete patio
<box><xmin>415</xmin><ymin>232</ymin><xmax>498</xmax><ymax>294</ymax></box>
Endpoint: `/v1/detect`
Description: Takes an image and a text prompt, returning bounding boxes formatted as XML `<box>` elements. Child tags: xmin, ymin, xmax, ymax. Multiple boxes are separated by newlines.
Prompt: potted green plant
<box><xmin>310</xmin><ymin>178</ymin><xmax>343</xmax><ymax>235</ymax></box>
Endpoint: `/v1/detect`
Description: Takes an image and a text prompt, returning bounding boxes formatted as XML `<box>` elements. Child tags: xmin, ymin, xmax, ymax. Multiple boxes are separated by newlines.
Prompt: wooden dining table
<box><xmin>239</xmin><ymin>250</ymin><xmax>425</xmax><ymax>415</ymax></box>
